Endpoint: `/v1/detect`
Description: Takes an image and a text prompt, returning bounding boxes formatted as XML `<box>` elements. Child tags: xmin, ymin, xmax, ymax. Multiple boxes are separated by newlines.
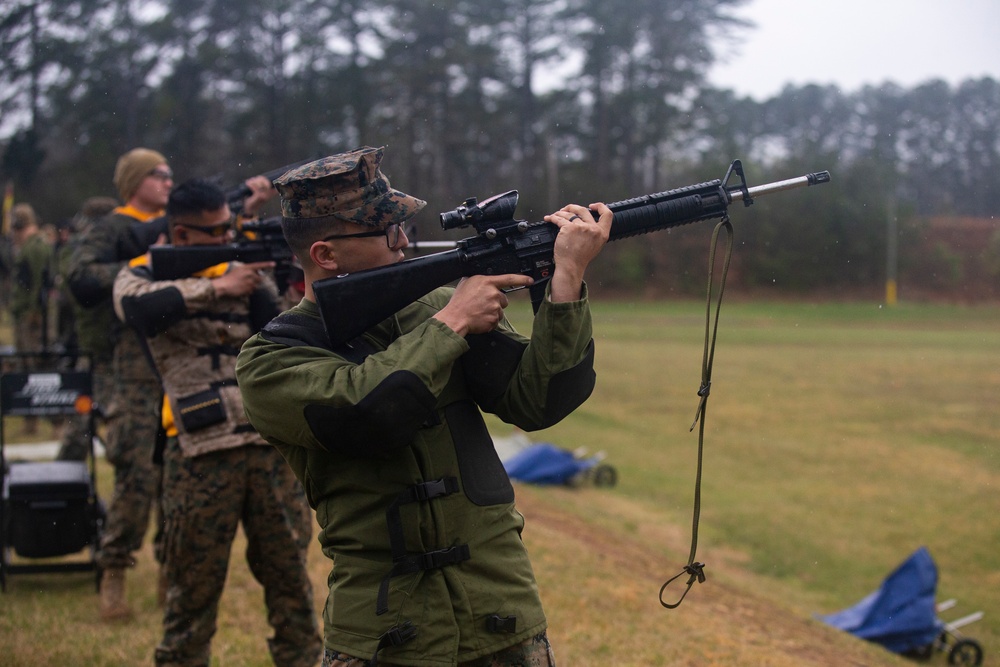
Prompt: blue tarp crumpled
<box><xmin>502</xmin><ymin>443</ymin><xmax>601</xmax><ymax>485</ymax></box>
<box><xmin>817</xmin><ymin>546</ymin><xmax>944</xmax><ymax>654</ymax></box>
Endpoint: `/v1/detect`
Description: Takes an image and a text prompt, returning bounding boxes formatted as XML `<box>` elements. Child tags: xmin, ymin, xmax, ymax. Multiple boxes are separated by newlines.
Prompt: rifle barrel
<box><xmin>316</xmin><ymin>163</ymin><xmax>831</xmax><ymax>345</ymax></box>
<box><xmin>734</xmin><ymin>171</ymin><xmax>831</xmax><ymax>203</ymax></box>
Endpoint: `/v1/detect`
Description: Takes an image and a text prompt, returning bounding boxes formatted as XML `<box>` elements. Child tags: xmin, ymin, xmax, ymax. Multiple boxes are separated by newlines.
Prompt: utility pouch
<box><xmin>175</xmin><ymin>388</ymin><xmax>227</xmax><ymax>432</ymax></box>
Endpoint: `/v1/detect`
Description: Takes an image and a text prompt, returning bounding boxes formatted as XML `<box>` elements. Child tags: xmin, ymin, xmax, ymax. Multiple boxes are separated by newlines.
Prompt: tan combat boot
<box><xmin>99</xmin><ymin>568</ymin><xmax>134</xmax><ymax>621</ymax></box>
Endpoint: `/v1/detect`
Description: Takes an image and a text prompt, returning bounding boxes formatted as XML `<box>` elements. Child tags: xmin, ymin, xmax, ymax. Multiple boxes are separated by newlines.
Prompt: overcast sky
<box><xmin>708</xmin><ymin>0</ymin><xmax>1000</xmax><ymax>99</ymax></box>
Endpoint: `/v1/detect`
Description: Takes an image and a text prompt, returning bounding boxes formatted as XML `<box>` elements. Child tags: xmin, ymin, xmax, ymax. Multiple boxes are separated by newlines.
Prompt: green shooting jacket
<box><xmin>236</xmin><ymin>285</ymin><xmax>596</xmax><ymax>666</ymax></box>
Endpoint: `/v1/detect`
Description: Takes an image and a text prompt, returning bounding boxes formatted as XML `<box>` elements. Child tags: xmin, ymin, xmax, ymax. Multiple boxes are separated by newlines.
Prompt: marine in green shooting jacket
<box><xmin>237</xmin><ymin>283</ymin><xmax>595</xmax><ymax>665</ymax></box>
<box><xmin>237</xmin><ymin>147</ymin><xmax>613</xmax><ymax>666</ymax></box>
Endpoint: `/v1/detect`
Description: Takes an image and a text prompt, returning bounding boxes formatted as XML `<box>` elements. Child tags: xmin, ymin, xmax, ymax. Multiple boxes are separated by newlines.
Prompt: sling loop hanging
<box><xmin>659</xmin><ymin>214</ymin><xmax>734</xmax><ymax>609</ymax></box>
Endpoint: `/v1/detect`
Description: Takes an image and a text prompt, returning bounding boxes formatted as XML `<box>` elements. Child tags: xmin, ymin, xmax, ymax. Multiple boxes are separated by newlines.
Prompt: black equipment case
<box><xmin>0</xmin><ymin>354</ymin><xmax>103</xmax><ymax>590</ymax></box>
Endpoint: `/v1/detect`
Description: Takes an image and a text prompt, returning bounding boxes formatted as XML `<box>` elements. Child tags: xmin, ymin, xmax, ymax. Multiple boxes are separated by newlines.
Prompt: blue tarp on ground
<box><xmin>817</xmin><ymin>546</ymin><xmax>943</xmax><ymax>654</ymax></box>
<box><xmin>502</xmin><ymin>443</ymin><xmax>599</xmax><ymax>485</ymax></box>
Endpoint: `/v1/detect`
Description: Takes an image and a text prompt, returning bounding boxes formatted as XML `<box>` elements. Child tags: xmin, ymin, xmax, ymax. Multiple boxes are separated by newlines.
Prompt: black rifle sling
<box><xmin>659</xmin><ymin>216</ymin><xmax>734</xmax><ymax>609</ymax></box>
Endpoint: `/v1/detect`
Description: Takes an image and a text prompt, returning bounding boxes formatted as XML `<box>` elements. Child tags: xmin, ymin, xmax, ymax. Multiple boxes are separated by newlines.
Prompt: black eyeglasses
<box><xmin>322</xmin><ymin>223</ymin><xmax>403</xmax><ymax>248</ymax></box>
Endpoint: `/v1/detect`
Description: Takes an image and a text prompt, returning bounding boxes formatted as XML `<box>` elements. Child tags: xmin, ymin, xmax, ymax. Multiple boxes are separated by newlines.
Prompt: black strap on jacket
<box><xmin>196</xmin><ymin>344</ymin><xmax>242</xmax><ymax>370</ymax></box>
<box><xmin>376</xmin><ymin>477</ymin><xmax>466</xmax><ymax>616</ymax></box>
<box><xmin>260</xmin><ymin>311</ymin><xmax>375</xmax><ymax>363</ymax></box>
<box><xmin>186</xmin><ymin>310</ymin><xmax>249</xmax><ymax>324</ymax></box>
<box><xmin>369</xmin><ymin>621</ymin><xmax>417</xmax><ymax>667</ymax></box>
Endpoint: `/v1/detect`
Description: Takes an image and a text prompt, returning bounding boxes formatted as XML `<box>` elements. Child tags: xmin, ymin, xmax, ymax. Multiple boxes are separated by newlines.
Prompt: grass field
<box><xmin>1</xmin><ymin>299</ymin><xmax>997</xmax><ymax>666</ymax></box>
<box><xmin>523</xmin><ymin>299</ymin><xmax>999</xmax><ymax>664</ymax></box>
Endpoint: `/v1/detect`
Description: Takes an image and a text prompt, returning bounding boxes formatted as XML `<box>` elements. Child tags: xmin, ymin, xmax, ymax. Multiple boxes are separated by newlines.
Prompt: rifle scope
<box><xmin>440</xmin><ymin>191</ymin><xmax>520</xmax><ymax>230</ymax></box>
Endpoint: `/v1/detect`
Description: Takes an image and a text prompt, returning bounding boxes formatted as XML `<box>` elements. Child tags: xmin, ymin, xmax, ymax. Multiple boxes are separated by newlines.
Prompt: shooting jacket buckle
<box><xmin>486</xmin><ymin>614</ymin><xmax>518</xmax><ymax>634</ymax></box>
<box><xmin>377</xmin><ymin>478</ymin><xmax>467</xmax><ymax>616</ymax></box>
<box><xmin>370</xmin><ymin>621</ymin><xmax>417</xmax><ymax>667</ymax></box>
<box><xmin>418</xmin><ymin>545</ymin><xmax>471</xmax><ymax>570</ymax></box>
<box><xmin>408</xmin><ymin>476</ymin><xmax>460</xmax><ymax>502</ymax></box>
<box><xmin>377</xmin><ymin>544</ymin><xmax>471</xmax><ymax>615</ymax></box>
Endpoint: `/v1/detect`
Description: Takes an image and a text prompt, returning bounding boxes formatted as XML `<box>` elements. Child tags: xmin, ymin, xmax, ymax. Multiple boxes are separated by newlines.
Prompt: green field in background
<box><xmin>496</xmin><ymin>298</ymin><xmax>999</xmax><ymax>658</ymax></box>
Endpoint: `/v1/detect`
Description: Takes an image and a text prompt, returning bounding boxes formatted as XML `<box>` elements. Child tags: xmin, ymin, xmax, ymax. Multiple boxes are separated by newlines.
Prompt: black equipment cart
<box><xmin>0</xmin><ymin>353</ymin><xmax>103</xmax><ymax>591</ymax></box>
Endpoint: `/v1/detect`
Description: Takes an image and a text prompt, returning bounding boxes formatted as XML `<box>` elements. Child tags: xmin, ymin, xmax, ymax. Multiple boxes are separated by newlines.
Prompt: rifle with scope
<box><xmin>149</xmin><ymin>218</ymin><xmax>296</xmax><ymax>294</ymax></box>
<box><xmin>313</xmin><ymin>160</ymin><xmax>831</xmax><ymax>345</ymax></box>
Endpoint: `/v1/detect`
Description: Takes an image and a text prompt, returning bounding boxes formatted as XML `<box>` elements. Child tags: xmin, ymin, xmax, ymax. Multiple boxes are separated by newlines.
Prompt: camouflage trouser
<box><xmin>96</xmin><ymin>376</ymin><xmax>164</xmax><ymax>570</ymax></box>
<box><xmin>12</xmin><ymin>310</ymin><xmax>45</xmax><ymax>353</ymax></box>
<box><xmin>154</xmin><ymin>439</ymin><xmax>320</xmax><ymax>667</ymax></box>
<box><xmin>55</xmin><ymin>413</ymin><xmax>92</xmax><ymax>461</ymax></box>
<box><xmin>56</xmin><ymin>362</ymin><xmax>113</xmax><ymax>462</ymax></box>
<box><xmin>321</xmin><ymin>632</ymin><xmax>556</xmax><ymax>667</ymax></box>
<box><xmin>11</xmin><ymin>311</ymin><xmax>48</xmax><ymax>434</ymax></box>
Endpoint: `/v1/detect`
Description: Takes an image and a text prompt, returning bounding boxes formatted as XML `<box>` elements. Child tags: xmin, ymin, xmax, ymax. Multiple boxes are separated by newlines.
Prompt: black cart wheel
<box><xmin>901</xmin><ymin>643</ymin><xmax>935</xmax><ymax>662</ymax></box>
<box><xmin>948</xmin><ymin>638</ymin><xmax>984</xmax><ymax>667</ymax></box>
<box><xmin>593</xmin><ymin>464</ymin><xmax>618</xmax><ymax>488</ymax></box>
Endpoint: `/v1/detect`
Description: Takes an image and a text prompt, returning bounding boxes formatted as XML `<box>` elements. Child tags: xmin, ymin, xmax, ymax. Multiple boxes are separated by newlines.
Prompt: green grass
<box><xmin>1</xmin><ymin>300</ymin><xmax>998</xmax><ymax>665</ymax></box>
<box><xmin>498</xmin><ymin>297</ymin><xmax>1000</xmax><ymax>659</ymax></box>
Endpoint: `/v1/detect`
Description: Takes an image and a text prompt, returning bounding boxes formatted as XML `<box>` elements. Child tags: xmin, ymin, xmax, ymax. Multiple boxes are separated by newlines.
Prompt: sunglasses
<box><xmin>322</xmin><ymin>223</ymin><xmax>404</xmax><ymax>248</ymax></box>
<box><xmin>178</xmin><ymin>222</ymin><xmax>232</xmax><ymax>237</ymax></box>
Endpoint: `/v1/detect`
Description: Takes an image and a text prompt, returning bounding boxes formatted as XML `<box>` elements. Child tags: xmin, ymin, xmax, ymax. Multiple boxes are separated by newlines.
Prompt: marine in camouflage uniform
<box><xmin>237</xmin><ymin>147</ymin><xmax>613</xmax><ymax>666</ymax></box>
<box><xmin>7</xmin><ymin>204</ymin><xmax>54</xmax><ymax>435</ymax></box>
<box><xmin>56</xmin><ymin>196</ymin><xmax>119</xmax><ymax>462</ymax></box>
<box><xmin>66</xmin><ymin>148</ymin><xmax>172</xmax><ymax>619</ymax></box>
<box><xmin>72</xmin><ymin>208</ymin><xmax>165</xmax><ymax>575</ymax></box>
<box><xmin>9</xmin><ymin>204</ymin><xmax>53</xmax><ymax>354</ymax></box>
<box><xmin>114</xmin><ymin>177</ymin><xmax>320</xmax><ymax>667</ymax></box>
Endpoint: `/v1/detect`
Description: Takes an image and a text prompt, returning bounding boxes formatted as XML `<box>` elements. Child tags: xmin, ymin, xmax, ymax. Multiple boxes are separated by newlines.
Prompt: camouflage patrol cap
<box><xmin>273</xmin><ymin>146</ymin><xmax>426</xmax><ymax>228</ymax></box>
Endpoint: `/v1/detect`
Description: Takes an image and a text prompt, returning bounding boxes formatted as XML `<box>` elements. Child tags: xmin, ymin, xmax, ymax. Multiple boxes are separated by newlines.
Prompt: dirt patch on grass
<box><xmin>515</xmin><ymin>485</ymin><xmax>910</xmax><ymax>667</ymax></box>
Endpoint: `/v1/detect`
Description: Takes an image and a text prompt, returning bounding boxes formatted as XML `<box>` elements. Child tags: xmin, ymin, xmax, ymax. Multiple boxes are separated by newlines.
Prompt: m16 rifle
<box><xmin>149</xmin><ymin>218</ymin><xmax>295</xmax><ymax>293</ymax></box>
<box><xmin>313</xmin><ymin>160</ymin><xmax>831</xmax><ymax>345</ymax></box>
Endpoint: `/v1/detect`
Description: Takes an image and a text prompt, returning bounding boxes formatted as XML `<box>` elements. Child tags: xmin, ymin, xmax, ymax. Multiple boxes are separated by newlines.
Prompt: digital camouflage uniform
<box><xmin>56</xmin><ymin>206</ymin><xmax>114</xmax><ymax>461</ymax></box>
<box><xmin>57</xmin><ymin>241</ymin><xmax>117</xmax><ymax>461</ymax></box>
<box><xmin>10</xmin><ymin>230</ymin><xmax>53</xmax><ymax>353</ymax></box>
<box><xmin>114</xmin><ymin>258</ymin><xmax>320</xmax><ymax>667</ymax></box>
<box><xmin>0</xmin><ymin>233</ymin><xmax>14</xmax><ymax>325</ymax></box>
<box><xmin>6</xmin><ymin>229</ymin><xmax>54</xmax><ymax>434</ymax></box>
<box><xmin>67</xmin><ymin>206</ymin><xmax>166</xmax><ymax>570</ymax></box>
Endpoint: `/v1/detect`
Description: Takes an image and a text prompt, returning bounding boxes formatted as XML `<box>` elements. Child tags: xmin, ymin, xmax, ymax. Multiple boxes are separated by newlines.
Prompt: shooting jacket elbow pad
<box><xmin>120</xmin><ymin>286</ymin><xmax>187</xmax><ymax>338</ymax></box>
<box><xmin>303</xmin><ymin>370</ymin><xmax>438</xmax><ymax>458</ymax></box>
<box><xmin>462</xmin><ymin>332</ymin><xmax>596</xmax><ymax>429</ymax></box>
<box><xmin>535</xmin><ymin>340</ymin><xmax>596</xmax><ymax>428</ymax></box>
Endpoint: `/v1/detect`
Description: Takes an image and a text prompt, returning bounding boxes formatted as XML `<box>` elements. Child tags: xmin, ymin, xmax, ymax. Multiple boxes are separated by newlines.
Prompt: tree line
<box><xmin>2</xmin><ymin>0</ymin><xmax>999</xmax><ymax>298</ymax></box>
